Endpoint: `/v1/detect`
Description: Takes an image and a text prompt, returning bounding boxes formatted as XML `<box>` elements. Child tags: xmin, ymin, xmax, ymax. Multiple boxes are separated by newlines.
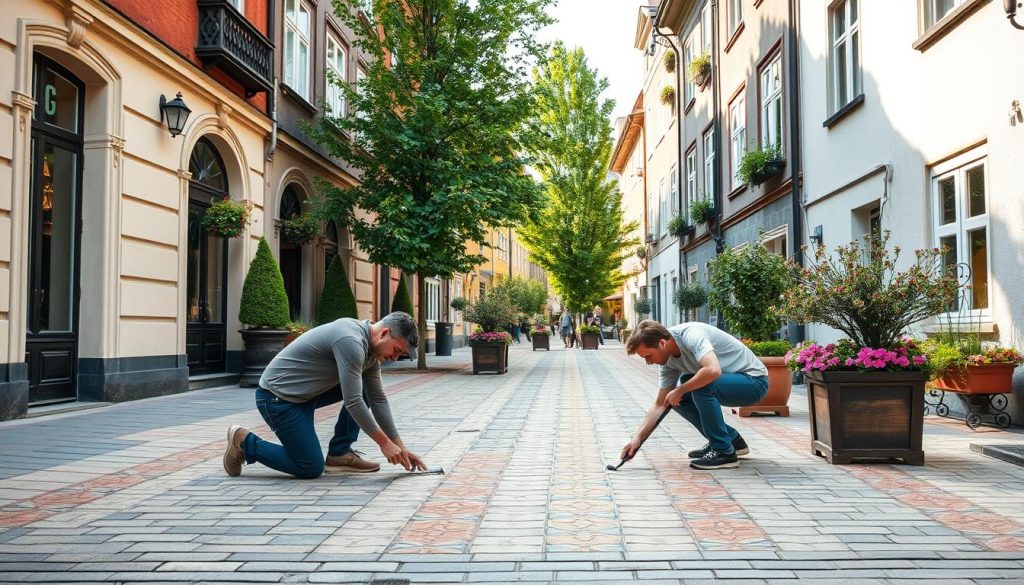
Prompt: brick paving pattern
<box><xmin>0</xmin><ymin>342</ymin><xmax>1022</xmax><ymax>583</ymax></box>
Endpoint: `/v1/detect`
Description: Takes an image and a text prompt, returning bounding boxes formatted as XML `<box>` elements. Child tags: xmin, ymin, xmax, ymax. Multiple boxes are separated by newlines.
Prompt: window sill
<box><xmin>724</xmin><ymin>22</ymin><xmax>745</xmax><ymax>54</ymax></box>
<box><xmin>281</xmin><ymin>83</ymin><xmax>318</xmax><ymax>115</ymax></box>
<box><xmin>727</xmin><ymin>183</ymin><xmax>748</xmax><ymax>199</ymax></box>
<box><xmin>922</xmin><ymin>321</ymin><xmax>997</xmax><ymax>335</ymax></box>
<box><xmin>823</xmin><ymin>93</ymin><xmax>865</xmax><ymax>129</ymax></box>
<box><xmin>912</xmin><ymin>0</ymin><xmax>987</xmax><ymax>52</ymax></box>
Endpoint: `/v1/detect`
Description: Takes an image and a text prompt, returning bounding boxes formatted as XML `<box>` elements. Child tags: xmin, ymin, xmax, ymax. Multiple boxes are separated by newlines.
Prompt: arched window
<box><xmin>279</xmin><ymin>185</ymin><xmax>302</xmax><ymax>220</ymax></box>
<box><xmin>279</xmin><ymin>185</ymin><xmax>305</xmax><ymax>320</ymax></box>
<box><xmin>189</xmin><ymin>138</ymin><xmax>227</xmax><ymax>194</ymax></box>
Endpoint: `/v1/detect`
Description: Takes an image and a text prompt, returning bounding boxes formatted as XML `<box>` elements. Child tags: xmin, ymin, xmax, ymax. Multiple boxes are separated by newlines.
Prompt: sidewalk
<box><xmin>1</xmin><ymin>341</ymin><xmax>1023</xmax><ymax>583</ymax></box>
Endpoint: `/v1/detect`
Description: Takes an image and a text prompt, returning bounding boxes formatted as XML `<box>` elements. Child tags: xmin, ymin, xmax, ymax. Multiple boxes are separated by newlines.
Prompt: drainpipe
<box><xmin>711</xmin><ymin>0</ymin><xmax>724</xmax><ymax>255</ymax></box>
<box><xmin>787</xmin><ymin>0</ymin><xmax>805</xmax><ymax>345</ymax></box>
<box><xmin>264</xmin><ymin>77</ymin><xmax>279</xmax><ymax>161</ymax></box>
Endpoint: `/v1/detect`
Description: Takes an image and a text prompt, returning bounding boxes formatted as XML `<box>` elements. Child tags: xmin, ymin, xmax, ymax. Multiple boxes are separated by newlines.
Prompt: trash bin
<box><xmin>434</xmin><ymin>322</ymin><xmax>453</xmax><ymax>356</ymax></box>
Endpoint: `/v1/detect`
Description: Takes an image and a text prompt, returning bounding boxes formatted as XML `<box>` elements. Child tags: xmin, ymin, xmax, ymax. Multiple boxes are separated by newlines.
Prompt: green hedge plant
<box><xmin>673</xmin><ymin>282</ymin><xmax>708</xmax><ymax>311</ymax></box>
<box><xmin>239</xmin><ymin>238</ymin><xmax>290</xmax><ymax>328</ymax></box>
<box><xmin>317</xmin><ymin>255</ymin><xmax>358</xmax><ymax>324</ymax></box>
<box><xmin>463</xmin><ymin>288</ymin><xmax>516</xmax><ymax>333</ymax></box>
<box><xmin>391</xmin><ymin>273</ymin><xmax>414</xmax><ymax>315</ymax></box>
<box><xmin>707</xmin><ymin>241</ymin><xmax>794</xmax><ymax>341</ymax></box>
<box><xmin>744</xmin><ymin>340</ymin><xmax>792</xmax><ymax>357</ymax></box>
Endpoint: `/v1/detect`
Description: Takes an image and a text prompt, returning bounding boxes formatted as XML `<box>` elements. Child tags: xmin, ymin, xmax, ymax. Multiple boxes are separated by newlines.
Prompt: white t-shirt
<box><xmin>658</xmin><ymin>323</ymin><xmax>768</xmax><ymax>389</ymax></box>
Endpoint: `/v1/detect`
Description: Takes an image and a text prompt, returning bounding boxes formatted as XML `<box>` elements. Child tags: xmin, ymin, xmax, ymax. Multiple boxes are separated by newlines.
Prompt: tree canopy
<box><xmin>495</xmin><ymin>276</ymin><xmax>547</xmax><ymax>315</ymax></box>
<box><xmin>310</xmin><ymin>0</ymin><xmax>553</xmax><ymax>368</ymax></box>
<box><xmin>517</xmin><ymin>43</ymin><xmax>639</xmax><ymax>314</ymax></box>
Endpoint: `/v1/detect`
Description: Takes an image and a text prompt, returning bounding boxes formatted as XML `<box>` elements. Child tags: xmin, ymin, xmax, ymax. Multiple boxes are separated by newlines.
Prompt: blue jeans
<box><xmin>242</xmin><ymin>386</ymin><xmax>364</xmax><ymax>479</ymax></box>
<box><xmin>673</xmin><ymin>373</ymin><xmax>768</xmax><ymax>454</ymax></box>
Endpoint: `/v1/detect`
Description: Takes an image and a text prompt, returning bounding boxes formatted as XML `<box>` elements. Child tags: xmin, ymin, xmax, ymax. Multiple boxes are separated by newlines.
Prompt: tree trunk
<box><xmin>416</xmin><ymin>273</ymin><xmax>428</xmax><ymax>371</ymax></box>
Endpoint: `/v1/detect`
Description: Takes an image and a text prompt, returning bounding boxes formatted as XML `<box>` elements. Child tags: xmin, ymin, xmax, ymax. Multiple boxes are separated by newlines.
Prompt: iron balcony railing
<box><xmin>195</xmin><ymin>0</ymin><xmax>273</xmax><ymax>96</ymax></box>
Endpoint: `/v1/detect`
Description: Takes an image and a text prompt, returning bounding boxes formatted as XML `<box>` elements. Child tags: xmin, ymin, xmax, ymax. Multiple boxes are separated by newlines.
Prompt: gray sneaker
<box><xmin>325</xmin><ymin>451</ymin><xmax>381</xmax><ymax>473</ymax></box>
<box><xmin>687</xmin><ymin>436</ymin><xmax>749</xmax><ymax>459</ymax></box>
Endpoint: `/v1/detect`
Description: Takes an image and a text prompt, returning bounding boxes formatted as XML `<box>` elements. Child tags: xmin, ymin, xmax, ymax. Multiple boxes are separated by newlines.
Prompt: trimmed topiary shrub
<box><xmin>391</xmin><ymin>272</ymin><xmax>414</xmax><ymax>315</ymax></box>
<box><xmin>317</xmin><ymin>255</ymin><xmax>358</xmax><ymax>324</ymax></box>
<box><xmin>239</xmin><ymin>237</ymin><xmax>290</xmax><ymax>328</ymax></box>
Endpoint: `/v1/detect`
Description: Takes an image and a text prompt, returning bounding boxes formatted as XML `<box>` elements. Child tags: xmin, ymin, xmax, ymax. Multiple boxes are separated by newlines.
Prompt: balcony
<box><xmin>195</xmin><ymin>0</ymin><xmax>273</xmax><ymax>96</ymax></box>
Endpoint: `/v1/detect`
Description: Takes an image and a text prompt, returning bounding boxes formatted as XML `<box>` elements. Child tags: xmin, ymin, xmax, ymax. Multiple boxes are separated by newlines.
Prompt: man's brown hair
<box><xmin>625</xmin><ymin>320</ymin><xmax>672</xmax><ymax>355</ymax></box>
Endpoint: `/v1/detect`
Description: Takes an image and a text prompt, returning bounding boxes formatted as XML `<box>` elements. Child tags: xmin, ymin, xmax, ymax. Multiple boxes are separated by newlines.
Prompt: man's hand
<box><xmin>407</xmin><ymin>451</ymin><xmax>428</xmax><ymax>472</ymax></box>
<box><xmin>620</xmin><ymin>438</ymin><xmax>641</xmax><ymax>462</ymax></box>
<box><xmin>664</xmin><ymin>388</ymin><xmax>684</xmax><ymax>407</ymax></box>
<box><xmin>380</xmin><ymin>441</ymin><xmax>411</xmax><ymax>469</ymax></box>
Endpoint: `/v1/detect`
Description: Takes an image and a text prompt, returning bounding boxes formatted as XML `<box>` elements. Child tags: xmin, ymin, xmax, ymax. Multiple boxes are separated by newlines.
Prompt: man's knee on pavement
<box><xmin>294</xmin><ymin>458</ymin><xmax>325</xmax><ymax>479</ymax></box>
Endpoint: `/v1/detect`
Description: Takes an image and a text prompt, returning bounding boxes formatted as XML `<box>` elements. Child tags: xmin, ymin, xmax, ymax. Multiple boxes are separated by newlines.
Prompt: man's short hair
<box><xmin>382</xmin><ymin>311</ymin><xmax>419</xmax><ymax>355</ymax></box>
<box><xmin>625</xmin><ymin>320</ymin><xmax>672</xmax><ymax>355</ymax></box>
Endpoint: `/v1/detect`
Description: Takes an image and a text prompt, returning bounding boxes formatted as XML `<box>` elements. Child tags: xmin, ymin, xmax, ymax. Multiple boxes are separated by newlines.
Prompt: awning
<box><xmin>602</xmin><ymin>293</ymin><xmax>624</xmax><ymax>301</ymax></box>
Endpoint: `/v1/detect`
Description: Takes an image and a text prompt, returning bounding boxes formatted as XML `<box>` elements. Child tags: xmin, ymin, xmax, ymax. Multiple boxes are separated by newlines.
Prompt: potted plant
<box><xmin>238</xmin><ymin>238</ymin><xmax>292</xmax><ymax>386</ymax></box>
<box><xmin>280</xmin><ymin>213</ymin><xmax>321</xmax><ymax>245</ymax></box>
<box><xmin>660</xmin><ymin>85</ymin><xmax>675</xmax><ymax>106</ymax></box>
<box><xmin>531</xmin><ymin>325</ymin><xmax>552</xmax><ymax>351</ymax></box>
<box><xmin>663</xmin><ymin>50</ymin><xmax>676</xmax><ymax>73</ymax></box>
<box><xmin>202</xmin><ymin>197</ymin><xmax>253</xmax><ymax>238</ymax></box>
<box><xmin>450</xmin><ymin>297</ymin><xmax>469</xmax><ymax>313</ymax></box>
<box><xmin>689</xmin><ymin>52</ymin><xmax>711</xmax><ymax>88</ymax></box>
<box><xmin>688</xmin><ymin>199</ymin><xmax>715</xmax><ymax>226</ymax></box>
<box><xmin>737</xmin><ymin>144</ymin><xmax>785</xmax><ymax>187</ymax></box>
<box><xmin>707</xmin><ymin>242</ymin><xmax>795</xmax><ymax>416</ymax></box>
<box><xmin>579</xmin><ymin>324</ymin><xmax>602</xmax><ymax>349</ymax></box>
<box><xmin>634</xmin><ymin>297</ymin><xmax>653</xmax><ymax>317</ymax></box>
<box><xmin>463</xmin><ymin>289</ymin><xmax>517</xmax><ymax>374</ymax></box>
<box><xmin>283</xmin><ymin>321</ymin><xmax>314</xmax><ymax>346</ymax></box>
<box><xmin>781</xmin><ymin>232</ymin><xmax>959</xmax><ymax>465</ymax></box>
<box><xmin>667</xmin><ymin>214</ymin><xmax>689</xmax><ymax>239</ymax></box>
<box><xmin>923</xmin><ymin>338</ymin><xmax>1023</xmax><ymax>395</ymax></box>
<box><xmin>672</xmin><ymin>282</ymin><xmax>707</xmax><ymax>321</ymax></box>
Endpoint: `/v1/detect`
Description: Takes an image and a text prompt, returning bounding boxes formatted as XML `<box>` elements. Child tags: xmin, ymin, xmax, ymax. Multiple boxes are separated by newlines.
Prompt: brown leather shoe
<box><xmin>325</xmin><ymin>451</ymin><xmax>381</xmax><ymax>473</ymax></box>
<box><xmin>223</xmin><ymin>425</ymin><xmax>249</xmax><ymax>477</ymax></box>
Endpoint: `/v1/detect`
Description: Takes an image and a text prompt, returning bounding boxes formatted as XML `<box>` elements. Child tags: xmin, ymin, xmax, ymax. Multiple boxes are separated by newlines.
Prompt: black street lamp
<box><xmin>1005</xmin><ymin>0</ymin><xmax>1024</xmax><ymax>29</ymax></box>
<box><xmin>159</xmin><ymin>92</ymin><xmax>192</xmax><ymax>138</ymax></box>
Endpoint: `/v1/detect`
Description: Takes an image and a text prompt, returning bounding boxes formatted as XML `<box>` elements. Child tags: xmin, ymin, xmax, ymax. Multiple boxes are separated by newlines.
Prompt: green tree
<box><xmin>518</xmin><ymin>44</ymin><xmax>639</xmax><ymax>316</ymax></box>
<box><xmin>239</xmin><ymin>238</ymin><xmax>290</xmax><ymax>328</ymax></box>
<box><xmin>495</xmin><ymin>276</ymin><xmax>547</xmax><ymax>315</ymax></box>
<box><xmin>309</xmin><ymin>0</ymin><xmax>552</xmax><ymax>370</ymax></box>
<box><xmin>317</xmin><ymin>255</ymin><xmax>359</xmax><ymax>324</ymax></box>
<box><xmin>391</xmin><ymin>272</ymin><xmax>414</xmax><ymax>315</ymax></box>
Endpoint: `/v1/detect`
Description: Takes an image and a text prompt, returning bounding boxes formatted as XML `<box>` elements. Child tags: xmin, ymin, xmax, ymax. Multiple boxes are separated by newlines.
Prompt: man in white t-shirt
<box><xmin>621</xmin><ymin>320</ymin><xmax>769</xmax><ymax>469</ymax></box>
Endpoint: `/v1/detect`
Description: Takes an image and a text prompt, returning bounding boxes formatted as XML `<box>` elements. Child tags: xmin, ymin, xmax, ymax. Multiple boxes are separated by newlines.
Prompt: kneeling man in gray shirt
<box><xmin>223</xmin><ymin>311</ymin><xmax>427</xmax><ymax>478</ymax></box>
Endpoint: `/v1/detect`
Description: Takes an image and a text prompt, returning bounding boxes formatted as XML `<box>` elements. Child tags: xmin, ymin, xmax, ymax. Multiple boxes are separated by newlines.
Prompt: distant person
<box><xmin>559</xmin><ymin>311</ymin><xmax>573</xmax><ymax>348</ymax></box>
<box><xmin>589</xmin><ymin>305</ymin><xmax>606</xmax><ymax>345</ymax></box>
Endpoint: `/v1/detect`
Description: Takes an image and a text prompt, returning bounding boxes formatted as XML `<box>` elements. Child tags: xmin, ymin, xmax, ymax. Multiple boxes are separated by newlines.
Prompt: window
<box><xmin>760</xmin><ymin>54</ymin><xmax>783</xmax><ymax>150</ymax></box>
<box><xmin>703</xmin><ymin>128</ymin><xmax>715</xmax><ymax>202</ymax></box>
<box><xmin>228</xmin><ymin>0</ymin><xmax>245</xmax><ymax>13</ymax></box>
<box><xmin>648</xmin><ymin>190</ymin><xmax>656</xmax><ymax>239</ymax></box>
<box><xmin>284</xmin><ymin>0</ymin><xmax>311</xmax><ymax>100</ymax></box>
<box><xmin>670</xmin><ymin>276</ymin><xmax>678</xmax><ymax>325</ymax></box>
<box><xmin>728</xmin><ymin>0</ymin><xmax>743</xmax><ymax>35</ymax></box>
<box><xmin>762</xmin><ymin>228</ymin><xmax>787</xmax><ymax>257</ymax></box>
<box><xmin>669</xmin><ymin>165</ymin><xmax>679</xmax><ymax>217</ymax></box>
<box><xmin>683</xmin><ymin>40</ymin><xmax>695</xmax><ymax>104</ymax></box>
<box><xmin>829</xmin><ymin>0</ymin><xmax>861</xmax><ymax>113</ymax></box>
<box><xmin>651</xmin><ymin>276</ymin><xmax>661</xmax><ymax>322</ymax></box>
<box><xmin>659</xmin><ymin>179</ymin><xmax>667</xmax><ymax>236</ymax></box>
<box><xmin>425</xmin><ymin>277</ymin><xmax>440</xmax><ymax>323</ymax></box>
<box><xmin>729</xmin><ymin>94</ymin><xmax>746</xmax><ymax>190</ymax></box>
<box><xmin>687</xmin><ymin>266</ymin><xmax>698</xmax><ymax>321</ymax></box>
<box><xmin>933</xmin><ymin>151</ymin><xmax>989</xmax><ymax>314</ymax></box>
<box><xmin>925</xmin><ymin>0</ymin><xmax>966</xmax><ymax>28</ymax></box>
<box><xmin>701</xmin><ymin>3</ymin><xmax>712</xmax><ymax>54</ymax></box>
<box><xmin>326</xmin><ymin>34</ymin><xmax>348</xmax><ymax>116</ymax></box>
<box><xmin>686</xmin><ymin>147</ymin><xmax>697</xmax><ymax>210</ymax></box>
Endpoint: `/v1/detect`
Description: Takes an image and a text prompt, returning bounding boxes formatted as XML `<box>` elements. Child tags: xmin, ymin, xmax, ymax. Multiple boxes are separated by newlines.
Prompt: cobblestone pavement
<box><xmin>1</xmin><ymin>341</ymin><xmax>1024</xmax><ymax>584</ymax></box>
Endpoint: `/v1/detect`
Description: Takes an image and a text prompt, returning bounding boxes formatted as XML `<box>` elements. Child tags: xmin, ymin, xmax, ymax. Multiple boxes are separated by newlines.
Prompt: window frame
<box><xmin>931</xmin><ymin>147</ymin><xmax>990</xmax><ymax>320</ymax></box>
<box><xmin>828</xmin><ymin>0</ymin><xmax>862</xmax><ymax>115</ymax></box>
<box><xmin>425</xmin><ymin>277</ymin><xmax>440</xmax><ymax>324</ymax></box>
<box><xmin>702</xmin><ymin>127</ymin><xmax>715</xmax><ymax>203</ymax></box>
<box><xmin>701</xmin><ymin>3</ymin><xmax>713</xmax><ymax>55</ymax></box>
<box><xmin>669</xmin><ymin>164</ymin><xmax>679</xmax><ymax>217</ymax></box>
<box><xmin>685</xmin><ymin>144</ymin><xmax>698</xmax><ymax>212</ymax></box>
<box><xmin>758</xmin><ymin>51</ymin><xmax>784</xmax><ymax>151</ymax></box>
<box><xmin>683</xmin><ymin>40</ymin><xmax>695</xmax><ymax>106</ymax></box>
<box><xmin>659</xmin><ymin>178</ymin><xmax>667</xmax><ymax>236</ymax></box>
<box><xmin>728</xmin><ymin>0</ymin><xmax>743</xmax><ymax>36</ymax></box>
<box><xmin>729</xmin><ymin>91</ymin><xmax>746</xmax><ymax>191</ymax></box>
<box><xmin>284</xmin><ymin>0</ymin><xmax>313</xmax><ymax>101</ymax></box>
<box><xmin>325</xmin><ymin>32</ymin><xmax>348</xmax><ymax>117</ymax></box>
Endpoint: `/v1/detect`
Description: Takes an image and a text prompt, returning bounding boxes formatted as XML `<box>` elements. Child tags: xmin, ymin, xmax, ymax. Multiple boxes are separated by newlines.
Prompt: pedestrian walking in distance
<box><xmin>621</xmin><ymin>320</ymin><xmax>768</xmax><ymax>470</ymax></box>
<box><xmin>223</xmin><ymin>312</ymin><xmax>427</xmax><ymax>479</ymax></box>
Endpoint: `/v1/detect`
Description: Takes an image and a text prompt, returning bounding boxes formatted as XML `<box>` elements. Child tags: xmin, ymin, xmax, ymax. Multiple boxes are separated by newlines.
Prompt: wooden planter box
<box><xmin>532</xmin><ymin>334</ymin><xmax>550</xmax><ymax>351</ymax></box>
<box><xmin>805</xmin><ymin>370</ymin><xmax>927</xmax><ymax>466</ymax></box>
<box><xmin>735</xmin><ymin>357</ymin><xmax>792</xmax><ymax>417</ymax></box>
<box><xmin>471</xmin><ymin>343</ymin><xmax>508</xmax><ymax>374</ymax></box>
<box><xmin>929</xmin><ymin>363</ymin><xmax>1016</xmax><ymax>394</ymax></box>
<box><xmin>580</xmin><ymin>332</ymin><xmax>601</xmax><ymax>350</ymax></box>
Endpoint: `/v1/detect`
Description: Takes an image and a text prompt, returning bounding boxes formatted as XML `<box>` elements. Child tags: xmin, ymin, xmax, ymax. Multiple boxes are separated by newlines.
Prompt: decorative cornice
<box><xmin>216</xmin><ymin>102</ymin><xmax>233</xmax><ymax>130</ymax></box>
<box><xmin>65</xmin><ymin>3</ymin><xmax>94</xmax><ymax>49</ymax></box>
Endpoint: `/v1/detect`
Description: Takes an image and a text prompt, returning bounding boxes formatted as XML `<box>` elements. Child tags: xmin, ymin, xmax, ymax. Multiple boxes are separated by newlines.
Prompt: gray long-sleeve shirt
<box><xmin>258</xmin><ymin>319</ymin><xmax>398</xmax><ymax>439</ymax></box>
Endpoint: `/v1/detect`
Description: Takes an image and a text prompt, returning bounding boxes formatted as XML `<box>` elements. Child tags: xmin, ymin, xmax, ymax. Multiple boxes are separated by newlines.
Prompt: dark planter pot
<box><xmin>239</xmin><ymin>328</ymin><xmax>289</xmax><ymax>387</ymax></box>
<box><xmin>580</xmin><ymin>333</ymin><xmax>601</xmax><ymax>350</ymax></box>
<box><xmin>471</xmin><ymin>343</ymin><xmax>508</xmax><ymax>374</ymax></box>
<box><xmin>750</xmin><ymin>159</ymin><xmax>786</xmax><ymax>186</ymax></box>
<box><xmin>805</xmin><ymin>370</ymin><xmax>926</xmax><ymax>465</ymax></box>
<box><xmin>532</xmin><ymin>334</ymin><xmax>550</xmax><ymax>351</ymax></box>
<box><xmin>735</xmin><ymin>357</ymin><xmax>792</xmax><ymax>417</ymax></box>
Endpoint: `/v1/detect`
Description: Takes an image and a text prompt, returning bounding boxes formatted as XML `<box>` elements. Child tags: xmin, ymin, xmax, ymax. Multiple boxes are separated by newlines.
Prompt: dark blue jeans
<box><xmin>242</xmin><ymin>386</ymin><xmax>364</xmax><ymax>479</ymax></box>
<box><xmin>673</xmin><ymin>373</ymin><xmax>768</xmax><ymax>454</ymax></box>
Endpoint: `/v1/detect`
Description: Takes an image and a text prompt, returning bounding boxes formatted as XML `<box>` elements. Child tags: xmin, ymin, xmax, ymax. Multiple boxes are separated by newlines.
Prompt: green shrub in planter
<box><xmin>689</xmin><ymin>199</ymin><xmax>715</xmax><ymax>225</ymax></box>
<box><xmin>663</xmin><ymin>50</ymin><xmax>676</xmax><ymax>73</ymax></box>
<box><xmin>667</xmin><ymin>214</ymin><xmax>689</xmax><ymax>238</ymax></box>
<box><xmin>579</xmin><ymin>325</ymin><xmax>601</xmax><ymax>334</ymax></box>
<box><xmin>688</xmin><ymin>52</ymin><xmax>711</xmax><ymax>87</ymax></box>
<box><xmin>317</xmin><ymin>255</ymin><xmax>358</xmax><ymax>324</ymax></box>
<box><xmin>634</xmin><ymin>297</ymin><xmax>653</xmax><ymax>316</ymax></box>
<box><xmin>391</xmin><ymin>273</ymin><xmax>414</xmax><ymax>315</ymax></box>
<box><xmin>202</xmin><ymin>197</ymin><xmax>252</xmax><ymax>238</ymax></box>
<box><xmin>450</xmin><ymin>297</ymin><xmax>469</xmax><ymax>312</ymax></box>
<box><xmin>673</xmin><ymin>282</ymin><xmax>708</xmax><ymax>311</ymax></box>
<box><xmin>707</xmin><ymin>241</ymin><xmax>793</xmax><ymax>341</ymax></box>
<box><xmin>737</xmin><ymin>145</ymin><xmax>785</xmax><ymax>186</ymax></box>
<box><xmin>660</xmin><ymin>85</ymin><xmax>675</xmax><ymax>105</ymax></box>
<box><xmin>463</xmin><ymin>288</ymin><xmax>516</xmax><ymax>333</ymax></box>
<box><xmin>745</xmin><ymin>340</ymin><xmax>792</xmax><ymax>357</ymax></box>
<box><xmin>239</xmin><ymin>238</ymin><xmax>290</xmax><ymax>328</ymax></box>
<box><xmin>281</xmin><ymin>213</ymin><xmax>321</xmax><ymax>245</ymax></box>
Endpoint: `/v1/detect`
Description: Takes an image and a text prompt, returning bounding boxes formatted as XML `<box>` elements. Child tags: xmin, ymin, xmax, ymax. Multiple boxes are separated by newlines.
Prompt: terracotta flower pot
<box><xmin>929</xmin><ymin>363</ymin><xmax>1016</xmax><ymax>394</ymax></box>
<box><xmin>735</xmin><ymin>356</ymin><xmax>792</xmax><ymax>417</ymax></box>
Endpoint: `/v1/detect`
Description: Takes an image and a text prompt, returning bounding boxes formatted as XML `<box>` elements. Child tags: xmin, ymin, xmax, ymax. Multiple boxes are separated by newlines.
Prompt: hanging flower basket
<box><xmin>689</xmin><ymin>52</ymin><xmax>712</xmax><ymax>89</ymax></box>
<box><xmin>663</xmin><ymin>51</ymin><xmax>676</xmax><ymax>73</ymax></box>
<box><xmin>660</xmin><ymin>85</ymin><xmax>675</xmax><ymax>106</ymax></box>
<box><xmin>202</xmin><ymin>197</ymin><xmax>252</xmax><ymax>238</ymax></box>
<box><xmin>280</xmin><ymin>213</ymin><xmax>321</xmax><ymax>245</ymax></box>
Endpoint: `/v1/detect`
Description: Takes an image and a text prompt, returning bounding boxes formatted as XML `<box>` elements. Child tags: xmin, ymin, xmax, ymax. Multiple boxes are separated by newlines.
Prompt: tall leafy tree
<box><xmin>518</xmin><ymin>44</ymin><xmax>639</xmax><ymax>318</ymax></box>
<box><xmin>495</xmin><ymin>276</ymin><xmax>547</xmax><ymax>315</ymax></box>
<box><xmin>310</xmin><ymin>0</ymin><xmax>553</xmax><ymax>370</ymax></box>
